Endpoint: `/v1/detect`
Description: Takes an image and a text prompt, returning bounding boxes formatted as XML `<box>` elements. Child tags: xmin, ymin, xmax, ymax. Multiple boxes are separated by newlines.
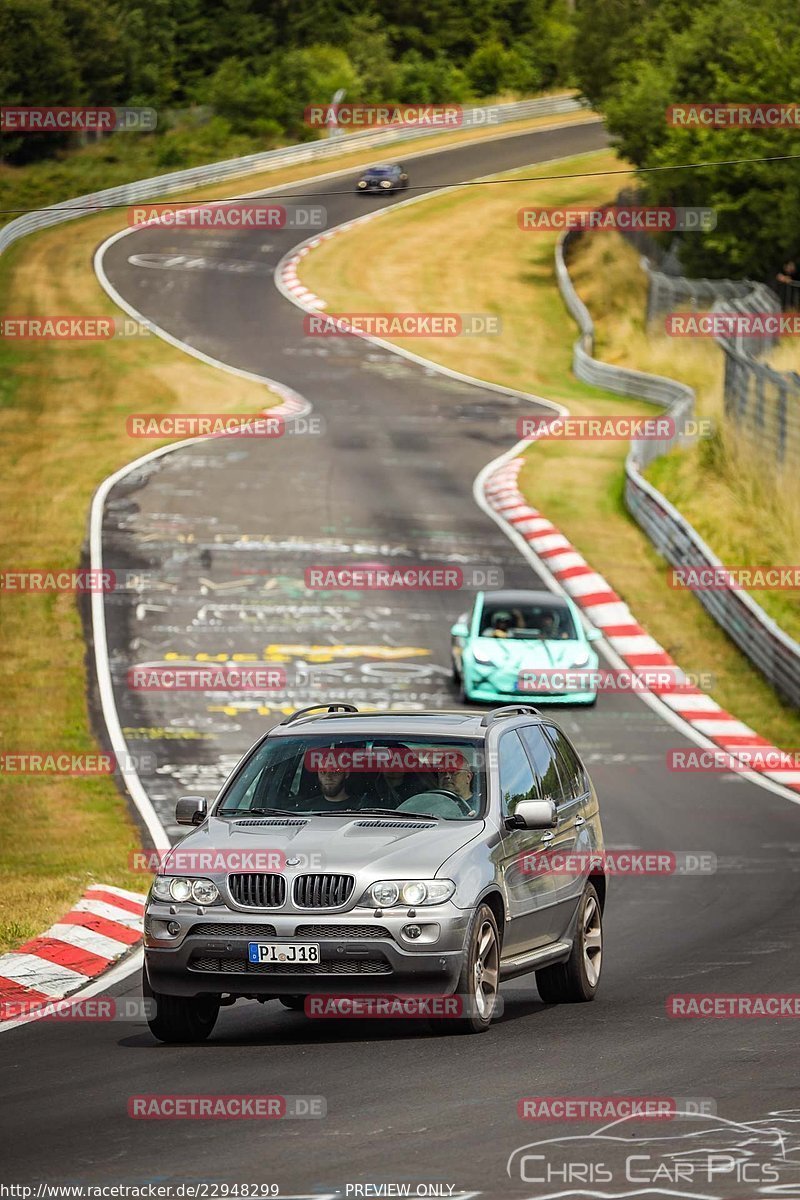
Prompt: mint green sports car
<box><xmin>450</xmin><ymin>589</ymin><xmax>601</xmax><ymax>705</ymax></box>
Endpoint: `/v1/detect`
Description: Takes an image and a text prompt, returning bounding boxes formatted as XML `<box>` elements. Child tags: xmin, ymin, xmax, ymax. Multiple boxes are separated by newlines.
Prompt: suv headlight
<box><xmin>151</xmin><ymin>876</ymin><xmax>221</xmax><ymax>905</ymax></box>
<box><xmin>472</xmin><ymin>646</ymin><xmax>496</xmax><ymax>665</ymax></box>
<box><xmin>571</xmin><ymin>648</ymin><xmax>591</xmax><ymax>667</ymax></box>
<box><xmin>361</xmin><ymin>879</ymin><xmax>456</xmax><ymax>907</ymax></box>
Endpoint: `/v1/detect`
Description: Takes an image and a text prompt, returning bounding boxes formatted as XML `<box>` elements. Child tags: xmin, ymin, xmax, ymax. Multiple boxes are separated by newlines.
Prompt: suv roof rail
<box><xmin>278</xmin><ymin>703</ymin><xmax>359</xmax><ymax>726</ymax></box>
<box><xmin>479</xmin><ymin>704</ymin><xmax>541</xmax><ymax>727</ymax></box>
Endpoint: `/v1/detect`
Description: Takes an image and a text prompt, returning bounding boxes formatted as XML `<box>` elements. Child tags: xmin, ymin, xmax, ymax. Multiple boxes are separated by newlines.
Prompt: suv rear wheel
<box><xmin>143</xmin><ymin>966</ymin><xmax>220</xmax><ymax>1043</ymax></box>
<box><xmin>536</xmin><ymin>882</ymin><xmax>603</xmax><ymax>1003</ymax></box>
<box><xmin>429</xmin><ymin>903</ymin><xmax>500</xmax><ymax>1035</ymax></box>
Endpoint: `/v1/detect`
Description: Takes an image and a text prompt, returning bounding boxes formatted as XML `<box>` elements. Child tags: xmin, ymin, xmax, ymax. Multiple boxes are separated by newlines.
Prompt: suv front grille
<box><xmin>228</xmin><ymin>873</ymin><xmax>286</xmax><ymax>909</ymax></box>
<box><xmin>293</xmin><ymin>873</ymin><xmax>354</xmax><ymax>908</ymax></box>
<box><xmin>294</xmin><ymin>924</ymin><xmax>392</xmax><ymax>940</ymax></box>
<box><xmin>190</xmin><ymin>922</ymin><xmax>278</xmax><ymax>939</ymax></box>
<box><xmin>189</xmin><ymin>954</ymin><xmax>390</xmax><ymax>976</ymax></box>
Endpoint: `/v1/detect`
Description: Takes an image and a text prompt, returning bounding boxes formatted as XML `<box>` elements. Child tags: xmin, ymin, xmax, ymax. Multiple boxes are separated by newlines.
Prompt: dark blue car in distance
<box><xmin>356</xmin><ymin>162</ymin><xmax>409</xmax><ymax>193</ymax></box>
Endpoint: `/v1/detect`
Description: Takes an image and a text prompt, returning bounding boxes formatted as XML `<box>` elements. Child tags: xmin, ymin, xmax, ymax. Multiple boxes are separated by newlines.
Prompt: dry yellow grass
<box><xmin>299</xmin><ymin>150</ymin><xmax>800</xmax><ymax>749</ymax></box>
<box><xmin>0</xmin><ymin>106</ymin><xmax>594</xmax><ymax>953</ymax></box>
<box><xmin>571</xmin><ymin>232</ymin><xmax>800</xmax><ymax>643</ymax></box>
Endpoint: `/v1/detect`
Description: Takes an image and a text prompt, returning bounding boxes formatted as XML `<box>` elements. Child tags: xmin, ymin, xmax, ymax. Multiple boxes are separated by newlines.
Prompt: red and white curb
<box><xmin>280</xmin><ymin>177</ymin><xmax>800</xmax><ymax>806</ymax></box>
<box><xmin>484</xmin><ymin>457</ymin><xmax>800</xmax><ymax>795</ymax></box>
<box><xmin>259</xmin><ymin>389</ymin><xmax>309</xmax><ymax>421</ymax></box>
<box><xmin>0</xmin><ymin>885</ymin><xmax>146</xmax><ymax>1019</ymax></box>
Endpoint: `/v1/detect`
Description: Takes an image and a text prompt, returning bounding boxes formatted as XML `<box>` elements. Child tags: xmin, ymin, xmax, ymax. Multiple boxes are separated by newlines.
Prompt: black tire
<box><xmin>451</xmin><ymin>654</ymin><xmax>461</xmax><ymax>684</ymax></box>
<box><xmin>429</xmin><ymin>903</ymin><xmax>500</xmax><ymax>1035</ymax></box>
<box><xmin>536</xmin><ymin>882</ymin><xmax>603</xmax><ymax>1003</ymax></box>
<box><xmin>143</xmin><ymin>965</ymin><xmax>220</xmax><ymax>1043</ymax></box>
<box><xmin>279</xmin><ymin>995</ymin><xmax>306</xmax><ymax>1012</ymax></box>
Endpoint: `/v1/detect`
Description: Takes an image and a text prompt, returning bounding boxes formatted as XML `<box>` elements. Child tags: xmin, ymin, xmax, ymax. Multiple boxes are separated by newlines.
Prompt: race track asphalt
<box><xmin>2</xmin><ymin>118</ymin><xmax>799</xmax><ymax>1199</ymax></box>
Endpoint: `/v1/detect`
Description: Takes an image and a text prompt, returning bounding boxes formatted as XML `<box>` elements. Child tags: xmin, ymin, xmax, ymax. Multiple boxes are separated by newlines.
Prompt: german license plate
<box><xmin>248</xmin><ymin>941</ymin><xmax>320</xmax><ymax>964</ymax></box>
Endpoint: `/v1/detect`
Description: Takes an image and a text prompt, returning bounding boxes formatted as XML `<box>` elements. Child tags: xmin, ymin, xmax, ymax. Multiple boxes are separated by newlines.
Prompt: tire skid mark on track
<box><xmin>280</xmin><ymin>183</ymin><xmax>800</xmax><ymax>808</ymax></box>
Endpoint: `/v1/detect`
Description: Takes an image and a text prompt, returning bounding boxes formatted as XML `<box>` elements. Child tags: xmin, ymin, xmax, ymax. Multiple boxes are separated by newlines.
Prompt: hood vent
<box><xmin>235</xmin><ymin>818</ymin><xmax>308</xmax><ymax>827</ymax></box>
<box><xmin>354</xmin><ymin>820</ymin><xmax>435</xmax><ymax>830</ymax></box>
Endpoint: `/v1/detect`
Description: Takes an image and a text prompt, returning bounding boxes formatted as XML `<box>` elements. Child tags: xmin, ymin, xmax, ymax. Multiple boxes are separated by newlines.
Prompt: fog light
<box><xmin>404</xmin><ymin>924</ymin><xmax>422</xmax><ymax>939</ymax></box>
<box><xmin>167</xmin><ymin>921</ymin><xmax>181</xmax><ymax>936</ymax></box>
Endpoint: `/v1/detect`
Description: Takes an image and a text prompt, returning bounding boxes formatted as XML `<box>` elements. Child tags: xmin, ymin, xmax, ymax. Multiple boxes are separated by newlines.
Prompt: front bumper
<box><xmin>143</xmin><ymin>905</ymin><xmax>470</xmax><ymax>998</ymax></box>
<box><xmin>464</xmin><ymin>670</ymin><xmax>597</xmax><ymax>705</ymax></box>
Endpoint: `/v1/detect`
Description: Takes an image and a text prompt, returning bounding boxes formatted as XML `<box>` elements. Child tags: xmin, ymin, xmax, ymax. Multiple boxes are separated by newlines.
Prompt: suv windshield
<box><xmin>217</xmin><ymin>735</ymin><xmax>486</xmax><ymax>821</ymax></box>
<box><xmin>479</xmin><ymin>602</ymin><xmax>577</xmax><ymax>640</ymax></box>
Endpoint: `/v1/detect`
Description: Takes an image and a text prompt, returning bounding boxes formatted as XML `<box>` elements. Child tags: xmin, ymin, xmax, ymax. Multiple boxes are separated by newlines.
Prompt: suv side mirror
<box><xmin>586</xmin><ymin>628</ymin><xmax>602</xmax><ymax>641</ymax></box>
<box><xmin>507</xmin><ymin>798</ymin><xmax>557</xmax><ymax>830</ymax></box>
<box><xmin>176</xmin><ymin>796</ymin><xmax>207</xmax><ymax>826</ymax></box>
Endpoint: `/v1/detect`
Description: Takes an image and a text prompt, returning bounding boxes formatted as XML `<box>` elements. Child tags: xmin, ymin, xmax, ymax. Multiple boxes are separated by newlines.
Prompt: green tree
<box><xmin>0</xmin><ymin>0</ymin><xmax>82</xmax><ymax>161</ymax></box>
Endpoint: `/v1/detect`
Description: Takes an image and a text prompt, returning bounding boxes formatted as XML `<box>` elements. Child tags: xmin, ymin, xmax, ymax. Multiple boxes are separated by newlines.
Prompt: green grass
<box><xmin>299</xmin><ymin>148</ymin><xmax>800</xmax><ymax>749</ymax></box>
<box><xmin>0</xmin><ymin>106</ymin><xmax>593</xmax><ymax>953</ymax></box>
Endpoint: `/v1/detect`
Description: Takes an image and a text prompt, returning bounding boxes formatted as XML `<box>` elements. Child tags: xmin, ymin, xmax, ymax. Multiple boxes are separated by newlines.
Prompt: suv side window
<box><xmin>498</xmin><ymin>731</ymin><xmax>539</xmax><ymax>818</ymax></box>
<box><xmin>519</xmin><ymin>724</ymin><xmax>563</xmax><ymax>803</ymax></box>
<box><xmin>544</xmin><ymin>726</ymin><xmax>587</xmax><ymax>801</ymax></box>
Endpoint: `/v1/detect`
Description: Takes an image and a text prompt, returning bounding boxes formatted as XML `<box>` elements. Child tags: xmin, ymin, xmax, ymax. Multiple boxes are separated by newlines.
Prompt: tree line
<box><xmin>2</xmin><ymin>0</ymin><xmax>798</xmax><ymax>277</ymax></box>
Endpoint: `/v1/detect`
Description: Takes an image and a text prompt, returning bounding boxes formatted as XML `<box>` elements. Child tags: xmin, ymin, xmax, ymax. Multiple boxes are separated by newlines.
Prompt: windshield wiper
<box><xmin>301</xmin><ymin>807</ymin><xmax>438</xmax><ymax>820</ymax></box>
<box><xmin>217</xmin><ymin>807</ymin><xmax>303</xmax><ymax>818</ymax></box>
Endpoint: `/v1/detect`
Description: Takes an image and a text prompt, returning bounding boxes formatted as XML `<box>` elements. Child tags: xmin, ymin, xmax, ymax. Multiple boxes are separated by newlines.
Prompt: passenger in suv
<box><xmin>143</xmin><ymin>703</ymin><xmax>606</xmax><ymax>1041</ymax></box>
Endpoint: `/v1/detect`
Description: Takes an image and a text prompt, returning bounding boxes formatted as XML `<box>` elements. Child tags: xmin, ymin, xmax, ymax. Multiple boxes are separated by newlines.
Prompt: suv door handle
<box><xmin>574</xmin><ymin>816</ymin><xmax>585</xmax><ymax>827</ymax></box>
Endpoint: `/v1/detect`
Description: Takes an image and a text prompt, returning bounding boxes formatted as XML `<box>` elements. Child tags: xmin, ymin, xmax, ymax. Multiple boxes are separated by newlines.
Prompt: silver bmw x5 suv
<box><xmin>143</xmin><ymin>703</ymin><xmax>606</xmax><ymax>1039</ymax></box>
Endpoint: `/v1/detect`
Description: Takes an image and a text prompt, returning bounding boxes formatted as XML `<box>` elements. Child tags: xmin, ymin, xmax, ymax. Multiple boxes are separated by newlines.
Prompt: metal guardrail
<box><xmin>555</xmin><ymin>228</ymin><xmax>800</xmax><ymax>707</ymax></box>
<box><xmin>711</xmin><ymin>284</ymin><xmax>800</xmax><ymax>471</ymax></box>
<box><xmin>0</xmin><ymin>94</ymin><xmax>583</xmax><ymax>255</ymax></box>
<box><xmin>642</xmin><ymin>258</ymin><xmax>800</xmax><ymax>468</ymax></box>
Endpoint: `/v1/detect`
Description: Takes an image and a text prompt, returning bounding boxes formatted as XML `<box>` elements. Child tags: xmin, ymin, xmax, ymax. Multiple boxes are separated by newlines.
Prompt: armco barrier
<box><xmin>0</xmin><ymin>94</ymin><xmax>582</xmax><ymax>255</ymax></box>
<box><xmin>555</xmin><ymin>228</ymin><xmax>800</xmax><ymax>707</ymax></box>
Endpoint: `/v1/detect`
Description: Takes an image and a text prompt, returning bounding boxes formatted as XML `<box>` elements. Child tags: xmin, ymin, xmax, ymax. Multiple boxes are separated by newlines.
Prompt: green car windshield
<box><xmin>217</xmin><ymin>735</ymin><xmax>487</xmax><ymax>821</ymax></box>
<box><xmin>478</xmin><ymin>602</ymin><xmax>578</xmax><ymax>640</ymax></box>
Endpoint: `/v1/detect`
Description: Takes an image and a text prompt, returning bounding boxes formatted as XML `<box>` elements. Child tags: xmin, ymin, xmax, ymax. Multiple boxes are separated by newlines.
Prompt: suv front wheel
<box><xmin>143</xmin><ymin>966</ymin><xmax>220</xmax><ymax>1043</ymax></box>
<box><xmin>430</xmin><ymin>903</ymin><xmax>500</xmax><ymax>1035</ymax></box>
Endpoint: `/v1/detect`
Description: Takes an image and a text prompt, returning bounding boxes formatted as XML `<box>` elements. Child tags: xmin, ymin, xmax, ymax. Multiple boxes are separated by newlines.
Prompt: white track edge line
<box><xmin>275</xmin><ymin>157</ymin><xmax>800</xmax><ymax>810</ymax></box>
